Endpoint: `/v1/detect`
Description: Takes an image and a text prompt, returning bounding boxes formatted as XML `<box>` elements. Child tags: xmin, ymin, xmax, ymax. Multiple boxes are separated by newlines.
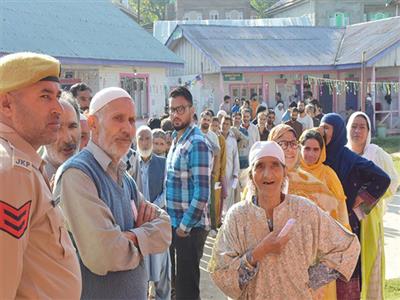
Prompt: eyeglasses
<box><xmin>277</xmin><ymin>140</ymin><xmax>299</xmax><ymax>150</ymax></box>
<box><xmin>169</xmin><ymin>105</ymin><xmax>192</xmax><ymax>115</ymax></box>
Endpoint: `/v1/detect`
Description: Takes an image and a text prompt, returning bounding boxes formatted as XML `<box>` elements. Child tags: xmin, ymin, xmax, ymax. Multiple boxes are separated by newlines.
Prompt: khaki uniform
<box><xmin>0</xmin><ymin>123</ymin><xmax>81</xmax><ymax>299</ymax></box>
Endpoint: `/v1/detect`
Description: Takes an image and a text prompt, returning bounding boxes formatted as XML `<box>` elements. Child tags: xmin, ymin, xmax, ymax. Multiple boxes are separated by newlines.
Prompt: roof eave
<box><xmin>59</xmin><ymin>57</ymin><xmax>185</xmax><ymax>68</ymax></box>
<box><xmin>0</xmin><ymin>54</ymin><xmax>184</xmax><ymax>68</ymax></box>
<box><xmin>220</xmin><ymin>65</ymin><xmax>336</xmax><ymax>72</ymax></box>
<box><xmin>365</xmin><ymin>39</ymin><xmax>400</xmax><ymax>67</ymax></box>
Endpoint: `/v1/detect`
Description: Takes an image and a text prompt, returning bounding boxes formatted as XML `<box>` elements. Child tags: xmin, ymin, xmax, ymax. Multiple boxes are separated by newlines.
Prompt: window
<box><xmin>226</xmin><ymin>10</ymin><xmax>243</xmax><ymax>20</ymax></box>
<box><xmin>374</xmin><ymin>12</ymin><xmax>385</xmax><ymax>20</ymax></box>
<box><xmin>184</xmin><ymin>11</ymin><xmax>202</xmax><ymax>20</ymax></box>
<box><xmin>329</xmin><ymin>12</ymin><xmax>349</xmax><ymax>27</ymax></box>
<box><xmin>209</xmin><ymin>10</ymin><xmax>219</xmax><ymax>20</ymax></box>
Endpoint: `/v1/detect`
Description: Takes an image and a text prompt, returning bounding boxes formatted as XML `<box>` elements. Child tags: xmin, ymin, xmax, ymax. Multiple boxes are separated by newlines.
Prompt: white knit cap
<box><xmin>89</xmin><ymin>87</ymin><xmax>132</xmax><ymax>115</ymax></box>
<box><xmin>217</xmin><ymin>110</ymin><xmax>227</xmax><ymax>118</ymax></box>
<box><xmin>249</xmin><ymin>141</ymin><xmax>285</xmax><ymax>166</ymax></box>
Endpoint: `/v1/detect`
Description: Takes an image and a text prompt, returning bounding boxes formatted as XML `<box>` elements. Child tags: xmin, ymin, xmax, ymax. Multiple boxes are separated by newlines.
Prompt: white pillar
<box><xmin>371</xmin><ymin>65</ymin><xmax>376</xmax><ymax>129</ymax></box>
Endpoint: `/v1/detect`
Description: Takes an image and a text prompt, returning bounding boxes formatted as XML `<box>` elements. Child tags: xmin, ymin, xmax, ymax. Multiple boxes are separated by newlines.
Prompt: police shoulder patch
<box><xmin>0</xmin><ymin>200</ymin><xmax>32</xmax><ymax>239</ymax></box>
<box><xmin>13</xmin><ymin>157</ymin><xmax>32</xmax><ymax>171</ymax></box>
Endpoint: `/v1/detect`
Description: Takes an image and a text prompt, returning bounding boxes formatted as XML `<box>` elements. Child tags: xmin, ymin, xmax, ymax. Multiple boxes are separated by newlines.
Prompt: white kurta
<box><xmin>247</xmin><ymin>123</ymin><xmax>260</xmax><ymax>149</ymax></box>
<box><xmin>223</xmin><ymin>132</ymin><xmax>240</xmax><ymax>214</ymax></box>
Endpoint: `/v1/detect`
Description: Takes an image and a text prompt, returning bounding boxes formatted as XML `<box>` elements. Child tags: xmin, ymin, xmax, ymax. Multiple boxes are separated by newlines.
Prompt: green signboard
<box><xmin>223</xmin><ymin>73</ymin><xmax>243</xmax><ymax>81</ymax></box>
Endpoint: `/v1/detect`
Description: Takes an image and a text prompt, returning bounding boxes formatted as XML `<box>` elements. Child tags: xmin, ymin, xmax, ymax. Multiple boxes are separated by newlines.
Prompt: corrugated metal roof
<box><xmin>168</xmin><ymin>24</ymin><xmax>344</xmax><ymax>68</ymax></box>
<box><xmin>167</xmin><ymin>17</ymin><xmax>400</xmax><ymax>70</ymax></box>
<box><xmin>335</xmin><ymin>17</ymin><xmax>400</xmax><ymax>66</ymax></box>
<box><xmin>0</xmin><ymin>0</ymin><xmax>183</xmax><ymax>66</ymax></box>
<box><xmin>154</xmin><ymin>16</ymin><xmax>313</xmax><ymax>44</ymax></box>
<box><xmin>266</xmin><ymin>0</ymin><xmax>305</xmax><ymax>13</ymax></box>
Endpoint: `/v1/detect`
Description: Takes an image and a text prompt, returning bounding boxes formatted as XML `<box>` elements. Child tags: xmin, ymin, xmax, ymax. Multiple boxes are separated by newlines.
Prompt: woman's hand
<box><xmin>250</xmin><ymin>230</ymin><xmax>291</xmax><ymax>264</ymax></box>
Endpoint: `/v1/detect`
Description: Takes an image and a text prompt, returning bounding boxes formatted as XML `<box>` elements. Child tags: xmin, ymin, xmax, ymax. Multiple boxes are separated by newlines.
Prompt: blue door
<box><xmin>320</xmin><ymin>83</ymin><xmax>333</xmax><ymax>113</ymax></box>
<box><xmin>346</xmin><ymin>83</ymin><xmax>358</xmax><ymax>110</ymax></box>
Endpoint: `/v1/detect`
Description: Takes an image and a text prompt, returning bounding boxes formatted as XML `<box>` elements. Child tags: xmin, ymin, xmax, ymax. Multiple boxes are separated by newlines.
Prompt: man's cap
<box><xmin>89</xmin><ymin>87</ymin><xmax>133</xmax><ymax>115</ymax></box>
<box><xmin>0</xmin><ymin>52</ymin><xmax>60</xmax><ymax>93</ymax></box>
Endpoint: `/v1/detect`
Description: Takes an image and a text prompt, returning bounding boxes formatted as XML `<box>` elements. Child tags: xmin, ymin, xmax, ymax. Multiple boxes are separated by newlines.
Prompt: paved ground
<box><xmin>383</xmin><ymin>192</ymin><xmax>400</xmax><ymax>279</ymax></box>
<box><xmin>199</xmin><ymin>235</ymin><xmax>225</xmax><ymax>300</ymax></box>
<box><xmin>198</xmin><ymin>191</ymin><xmax>400</xmax><ymax>299</ymax></box>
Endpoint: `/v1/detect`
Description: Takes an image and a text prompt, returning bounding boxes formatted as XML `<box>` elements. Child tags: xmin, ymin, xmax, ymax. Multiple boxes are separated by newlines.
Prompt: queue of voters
<box><xmin>0</xmin><ymin>52</ymin><xmax>399</xmax><ymax>300</ymax></box>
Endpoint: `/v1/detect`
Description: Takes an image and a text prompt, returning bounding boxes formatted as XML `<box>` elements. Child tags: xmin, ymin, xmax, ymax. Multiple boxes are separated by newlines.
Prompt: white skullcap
<box><xmin>249</xmin><ymin>141</ymin><xmax>285</xmax><ymax>166</ymax></box>
<box><xmin>79</xmin><ymin>113</ymin><xmax>87</xmax><ymax>121</ymax></box>
<box><xmin>217</xmin><ymin>110</ymin><xmax>227</xmax><ymax>118</ymax></box>
<box><xmin>136</xmin><ymin>125</ymin><xmax>152</xmax><ymax>136</ymax></box>
<box><xmin>89</xmin><ymin>87</ymin><xmax>132</xmax><ymax>115</ymax></box>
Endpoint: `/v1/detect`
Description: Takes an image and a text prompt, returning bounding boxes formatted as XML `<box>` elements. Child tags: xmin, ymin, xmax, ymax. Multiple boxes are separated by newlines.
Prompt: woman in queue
<box><xmin>346</xmin><ymin>112</ymin><xmax>399</xmax><ymax>300</ymax></box>
<box><xmin>208</xmin><ymin>141</ymin><xmax>360</xmax><ymax>299</ymax></box>
<box><xmin>319</xmin><ymin>113</ymin><xmax>390</xmax><ymax>299</ymax></box>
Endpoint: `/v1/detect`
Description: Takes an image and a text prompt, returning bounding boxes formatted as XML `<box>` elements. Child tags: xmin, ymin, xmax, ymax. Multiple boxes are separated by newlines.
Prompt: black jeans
<box><xmin>170</xmin><ymin>227</ymin><xmax>209</xmax><ymax>300</ymax></box>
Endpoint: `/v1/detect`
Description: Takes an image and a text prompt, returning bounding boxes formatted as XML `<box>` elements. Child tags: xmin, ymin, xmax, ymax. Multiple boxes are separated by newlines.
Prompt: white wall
<box><xmin>98</xmin><ymin>65</ymin><xmax>168</xmax><ymax>118</ymax></box>
<box><xmin>169</xmin><ymin>38</ymin><xmax>220</xmax><ymax>76</ymax></box>
<box><xmin>168</xmin><ymin>73</ymin><xmax>223</xmax><ymax>115</ymax></box>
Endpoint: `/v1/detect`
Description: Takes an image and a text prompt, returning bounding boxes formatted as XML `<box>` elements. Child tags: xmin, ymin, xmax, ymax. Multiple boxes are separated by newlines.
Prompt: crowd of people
<box><xmin>0</xmin><ymin>52</ymin><xmax>399</xmax><ymax>300</ymax></box>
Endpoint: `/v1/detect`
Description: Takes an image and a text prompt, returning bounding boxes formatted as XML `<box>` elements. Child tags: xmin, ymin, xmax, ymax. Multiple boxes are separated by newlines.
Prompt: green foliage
<box><xmin>372</xmin><ymin>136</ymin><xmax>400</xmax><ymax>154</ymax></box>
<box><xmin>250</xmin><ymin>0</ymin><xmax>273</xmax><ymax>18</ymax></box>
<box><xmin>385</xmin><ymin>279</ymin><xmax>400</xmax><ymax>300</ymax></box>
<box><xmin>128</xmin><ymin>0</ymin><xmax>167</xmax><ymax>25</ymax></box>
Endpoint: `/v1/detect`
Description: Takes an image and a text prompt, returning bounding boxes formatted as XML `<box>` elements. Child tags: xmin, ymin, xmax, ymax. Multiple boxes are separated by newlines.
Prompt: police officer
<box><xmin>0</xmin><ymin>52</ymin><xmax>81</xmax><ymax>298</ymax></box>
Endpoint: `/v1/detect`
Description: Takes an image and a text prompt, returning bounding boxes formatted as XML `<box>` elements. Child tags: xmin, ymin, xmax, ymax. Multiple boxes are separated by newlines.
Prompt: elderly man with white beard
<box><xmin>42</xmin><ymin>92</ymin><xmax>80</xmax><ymax>178</ymax></box>
<box><xmin>133</xmin><ymin>125</ymin><xmax>171</xmax><ymax>300</ymax></box>
<box><xmin>53</xmin><ymin>87</ymin><xmax>171</xmax><ymax>300</ymax></box>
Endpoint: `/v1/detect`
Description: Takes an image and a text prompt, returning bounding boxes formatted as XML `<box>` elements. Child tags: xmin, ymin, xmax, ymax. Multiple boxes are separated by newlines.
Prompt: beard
<box><xmin>98</xmin><ymin>130</ymin><xmax>132</xmax><ymax>161</ymax></box>
<box><xmin>200</xmin><ymin>123</ymin><xmax>209</xmax><ymax>131</ymax></box>
<box><xmin>138</xmin><ymin>147</ymin><xmax>153</xmax><ymax>159</ymax></box>
<box><xmin>298</xmin><ymin>108</ymin><xmax>304</xmax><ymax>113</ymax></box>
<box><xmin>46</xmin><ymin>141</ymin><xmax>78</xmax><ymax>167</ymax></box>
<box><xmin>173</xmin><ymin>119</ymin><xmax>190</xmax><ymax>131</ymax></box>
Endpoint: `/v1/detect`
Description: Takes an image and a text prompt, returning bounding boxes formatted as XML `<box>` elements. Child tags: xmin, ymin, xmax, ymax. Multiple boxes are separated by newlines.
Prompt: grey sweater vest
<box><xmin>147</xmin><ymin>155</ymin><xmax>166</xmax><ymax>203</ymax></box>
<box><xmin>58</xmin><ymin>150</ymin><xmax>147</xmax><ymax>300</ymax></box>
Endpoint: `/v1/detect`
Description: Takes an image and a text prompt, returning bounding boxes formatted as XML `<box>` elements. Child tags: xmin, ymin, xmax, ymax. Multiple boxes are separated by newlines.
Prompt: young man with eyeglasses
<box><xmin>166</xmin><ymin>86</ymin><xmax>212</xmax><ymax>300</ymax></box>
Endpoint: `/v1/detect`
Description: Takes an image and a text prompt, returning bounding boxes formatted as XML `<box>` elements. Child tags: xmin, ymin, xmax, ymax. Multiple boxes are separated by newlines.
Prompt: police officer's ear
<box><xmin>0</xmin><ymin>92</ymin><xmax>14</xmax><ymax>117</ymax></box>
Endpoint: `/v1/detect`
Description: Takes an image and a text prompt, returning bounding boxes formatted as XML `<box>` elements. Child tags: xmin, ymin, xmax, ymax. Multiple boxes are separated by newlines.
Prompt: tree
<box><xmin>128</xmin><ymin>0</ymin><xmax>170</xmax><ymax>25</ymax></box>
<box><xmin>250</xmin><ymin>0</ymin><xmax>274</xmax><ymax>18</ymax></box>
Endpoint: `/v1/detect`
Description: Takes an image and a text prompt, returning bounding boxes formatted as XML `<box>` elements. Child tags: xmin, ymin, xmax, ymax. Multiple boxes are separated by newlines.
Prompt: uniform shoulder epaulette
<box><xmin>0</xmin><ymin>138</ymin><xmax>33</xmax><ymax>172</ymax></box>
<box><xmin>12</xmin><ymin>147</ymin><xmax>33</xmax><ymax>171</ymax></box>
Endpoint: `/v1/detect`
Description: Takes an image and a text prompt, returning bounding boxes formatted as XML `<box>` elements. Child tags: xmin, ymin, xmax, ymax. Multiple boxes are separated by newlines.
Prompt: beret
<box><xmin>0</xmin><ymin>52</ymin><xmax>60</xmax><ymax>93</ymax></box>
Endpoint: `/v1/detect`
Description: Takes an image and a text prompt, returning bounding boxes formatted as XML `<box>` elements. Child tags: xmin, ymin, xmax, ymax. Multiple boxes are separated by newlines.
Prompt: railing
<box><xmin>376</xmin><ymin>110</ymin><xmax>400</xmax><ymax>130</ymax></box>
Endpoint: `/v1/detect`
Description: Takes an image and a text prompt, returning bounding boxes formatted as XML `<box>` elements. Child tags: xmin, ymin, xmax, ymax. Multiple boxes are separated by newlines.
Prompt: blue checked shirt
<box><xmin>166</xmin><ymin>125</ymin><xmax>212</xmax><ymax>233</ymax></box>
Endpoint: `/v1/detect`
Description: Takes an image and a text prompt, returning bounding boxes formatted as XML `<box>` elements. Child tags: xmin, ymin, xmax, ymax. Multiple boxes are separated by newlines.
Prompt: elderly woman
<box><xmin>268</xmin><ymin>124</ymin><xmax>339</xmax><ymax>214</ymax></box>
<box><xmin>208</xmin><ymin>141</ymin><xmax>360</xmax><ymax>299</ymax></box>
<box><xmin>346</xmin><ymin>112</ymin><xmax>399</xmax><ymax>300</ymax></box>
<box><xmin>319</xmin><ymin>113</ymin><xmax>390</xmax><ymax>299</ymax></box>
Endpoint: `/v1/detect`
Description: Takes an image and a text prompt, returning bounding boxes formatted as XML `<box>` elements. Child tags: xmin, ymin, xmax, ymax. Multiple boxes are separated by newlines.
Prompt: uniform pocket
<box><xmin>46</xmin><ymin>207</ymin><xmax>75</xmax><ymax>258</ymax></box>
<box><xmin>59</xmin><ymin>226</ymin><xmax>76</xmax><ymax>258</ymax></box>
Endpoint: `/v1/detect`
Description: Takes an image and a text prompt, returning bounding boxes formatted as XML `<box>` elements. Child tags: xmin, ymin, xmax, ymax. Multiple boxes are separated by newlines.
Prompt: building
<box><xmin>166</xmin><ymin>17</ymin><xmax>400</xmax><ymax>131</ymax></box>
<box><xmin>166</xmin><ymin>0</ymin><xmax>258</xmax><ymax>21</ymax></box>
<box><xmin>153</xmin><ymin>16</ymin><xmax>313</xmax><ymax>44</ymax></box>
<box><xmin>265</xmin><ymin>0</ymin><xmax>398</xmax><ymax>27</ymax></box>
<box><xmin>0</xmin><ymin>0</ymin><xmax>183</xmax><ymax>118</ymax></box>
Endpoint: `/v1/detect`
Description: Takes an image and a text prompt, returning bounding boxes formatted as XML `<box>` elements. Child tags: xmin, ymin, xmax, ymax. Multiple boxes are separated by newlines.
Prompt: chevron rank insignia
<box><xmin>0</xmin><ymin>200</ymin><xmax>32</xmax><ymax>239</ymax></box>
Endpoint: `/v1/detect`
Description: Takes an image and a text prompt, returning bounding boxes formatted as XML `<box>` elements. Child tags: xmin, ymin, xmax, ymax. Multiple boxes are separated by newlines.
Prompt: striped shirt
<box><xmin>166</xmin><ymin>125</ymin><xmax>212</xmax><ymax>233</ymax></box>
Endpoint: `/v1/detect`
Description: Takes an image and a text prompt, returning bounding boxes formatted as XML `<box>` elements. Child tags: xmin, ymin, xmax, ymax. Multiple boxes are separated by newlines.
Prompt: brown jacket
<box><xmin>0</xmin><ymin>123</ymin><xmax>81</xmax><ymax>299</ymax></box>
